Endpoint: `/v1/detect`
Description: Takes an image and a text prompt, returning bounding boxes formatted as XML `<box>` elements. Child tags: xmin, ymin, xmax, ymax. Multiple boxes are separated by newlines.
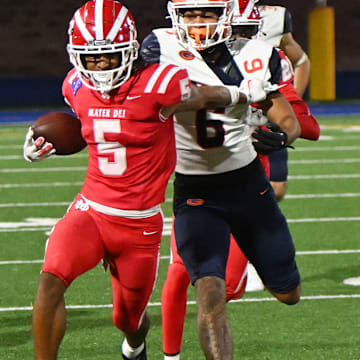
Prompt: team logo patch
<box><xmin>74</xmin><ymin>199</ymin><xmax>89</xmax><ymax>211</ymax></box>
<box><xmin>187</xmin><ymin>198</ymin><xmax>204</xmax><ymax>206</ymax></box>
<box><xmin>72</xmin><ymin>77</ymin><xmax>82</xmax><ymax>96</ymax></box>
<box><xmin>179</xmin><ymin>51</ymin><xmax>195</xmax><ymax>60</ymax></box>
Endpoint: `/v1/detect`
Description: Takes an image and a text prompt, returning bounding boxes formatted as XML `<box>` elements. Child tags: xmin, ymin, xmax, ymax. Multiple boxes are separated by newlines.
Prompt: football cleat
<box><xmin>343</xmin><ymin>276</ymin><xmax>360</xmax><ymax>286</ymax></box>
<box><xmin>245</xmin><ymin>263</ymin><xmax>264</xmax><ymax>292</ymax></box>
<box><xmin>122</xmin><ymin>342</ymin><xmax>147</xmax><ymax>360</ymax></box>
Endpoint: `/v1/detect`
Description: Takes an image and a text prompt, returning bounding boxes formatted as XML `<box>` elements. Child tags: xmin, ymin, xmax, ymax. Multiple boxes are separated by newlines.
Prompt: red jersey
<box><xmin>62</xmin><ymin>63</ymin><xmax>191</xmax><ymax>210</ymax></box>
<box><xmin>277</xmin><ymin>49</ymin><xmax>320</xmax><ymax>140</ymax></box>
<box><xmin>277</xmin><ymin>49</ymin><xmax>302</xmax><ymax>102</ymax></box>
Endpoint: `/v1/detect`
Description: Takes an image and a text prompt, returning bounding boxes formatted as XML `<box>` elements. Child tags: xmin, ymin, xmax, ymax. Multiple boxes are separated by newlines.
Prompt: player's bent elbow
<box><xmin>287</xmin><ymin>120</ymin><xmax>301</xmax><ymax>144</ymax></box>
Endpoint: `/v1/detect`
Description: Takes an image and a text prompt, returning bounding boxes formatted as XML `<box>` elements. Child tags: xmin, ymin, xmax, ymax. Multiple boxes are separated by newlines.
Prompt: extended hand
<box><xmin>252</xmin><ymin>122</ymin><xmax>293</xmax><ymax>155</ymax></box>
<box><xmin>23</xmin><ymin>127</ymin><xmax>56</xmax><ymax>162</ymax></box>
<box><xmin>239</xmin><ymin>78</ymin><xmax>273</xmax><ymax>104</ymax></box>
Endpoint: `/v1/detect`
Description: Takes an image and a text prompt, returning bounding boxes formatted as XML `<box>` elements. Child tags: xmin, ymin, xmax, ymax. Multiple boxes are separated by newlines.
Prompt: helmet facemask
<box><xmin>67</xmin><ymin>36</ymin><xmax>139</xmax><ymax>94</ymax></box>
<box><xmin>167</xmin><ymin>1</ymin><xmax>234</xmax><ymax>51</ymax></box>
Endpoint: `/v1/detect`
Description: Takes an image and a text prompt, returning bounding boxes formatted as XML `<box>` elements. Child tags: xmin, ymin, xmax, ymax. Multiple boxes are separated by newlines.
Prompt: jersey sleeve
<box><xmin>283</xmin><ymin>9</ymin><xmax>293</xmax><ymax>34</ymax></box>
<box><xmin>62</xmin><ymin>69</ymin><xmax>80</xmax><ymax>113</ymax></box>
<box><xmin>140</xmin><ymin>32</ymin><xmax>161</xmax><ymax>65</ymax></box>
<box><xmin>62</xmin><ymin>80</ymin><xmax>72</xmax><ymax>109</ymax></box>
<box><xmin>156</xmin><ymin>65</ymin><xmax>191</xmax><ymax>107</ymax></box>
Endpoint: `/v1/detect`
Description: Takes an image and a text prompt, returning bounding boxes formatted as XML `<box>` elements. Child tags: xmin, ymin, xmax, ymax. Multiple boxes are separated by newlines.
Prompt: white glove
<box><xmin>23</xmin><ymin>127</ymin><xmax>56</xmax><ymax>162</ymax></box>
<box><xmin>246</xmin><ymin>107</ymin><xmax>268</xmax><ymax>126</ymax></box>
<box><xmin>239</xmin><ymin>78</ymin><xmax>276</xmax><ymax>104</ymax></box>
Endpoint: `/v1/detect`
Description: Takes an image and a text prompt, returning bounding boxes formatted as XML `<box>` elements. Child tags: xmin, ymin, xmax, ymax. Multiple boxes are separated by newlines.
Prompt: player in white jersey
<box><xmin>141</xmin><ymin>0</ymin><xmax>301</xmax><ymax>358</ymax></box>
<box><xmin>254</xmin><ymin>2</ymin><xmax>314</xmax><ymax>201</ymax></box>
<box><xmin>257</xmin><ymin>3</ymin><xmax>310</xmax><ymax>98</ymax></box>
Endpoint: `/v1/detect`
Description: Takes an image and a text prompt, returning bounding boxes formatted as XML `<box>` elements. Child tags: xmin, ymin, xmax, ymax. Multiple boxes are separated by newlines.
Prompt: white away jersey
<box><xmin>258</xmin><ymin>5</ymin><xmax>293</xmax><ymax>47</ymax></box>
<box><xmin>141</xmin><ymin>29</ymin><xmax>281</xmax><ymax>175</ymax></box>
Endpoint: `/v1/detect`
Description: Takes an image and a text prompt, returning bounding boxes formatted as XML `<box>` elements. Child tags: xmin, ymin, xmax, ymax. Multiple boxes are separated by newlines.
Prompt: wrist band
<box><xmin>295</xmin><ymin>53</ymin><xmax>308</xmax><ymax>67</ymax></box>
<box><xmin>225</xmin><ymin>85</ymin><xmax>241</xmax><ymax>106</ymax></box>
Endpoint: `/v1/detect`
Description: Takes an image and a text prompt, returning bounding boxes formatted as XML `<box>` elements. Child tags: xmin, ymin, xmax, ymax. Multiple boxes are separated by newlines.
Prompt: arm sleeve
<box><xmin>140</xmin><ymin>32</ymin><xmax>161</xmax><ymax>65</ymax></box>
<box><xmin>158</xmin><ymin>67</ymin><xmax>191</xmax><ymax>107</ymax></box>
<box><xmin>283</xmin><ymin>9</ymin><xmax>293</xmax><ymax>34</ymax></box>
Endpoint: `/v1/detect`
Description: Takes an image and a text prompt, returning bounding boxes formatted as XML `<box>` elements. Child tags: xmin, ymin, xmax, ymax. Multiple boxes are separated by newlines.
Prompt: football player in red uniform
<box><xmin>23</xmin><ymin>1</ymin><xmax>270</xmax><ymax>359</ymax></box>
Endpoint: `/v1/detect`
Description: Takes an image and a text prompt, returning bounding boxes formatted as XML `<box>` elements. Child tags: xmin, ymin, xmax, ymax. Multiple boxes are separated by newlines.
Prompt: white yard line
<box><xmin>0</xmin><ymin>215</ymin><xmax>360</xmax><ymax>234</ymax></box>
<box><xmin>289</xmin><ymin>159</ymin><xmax>360</xmax><ymax>164</ymax></box>
<box><xmin>1</xmin><ymin>249</ymin><xmax>360</xmax><ymax>266</ymax></box>
<box><xmin>0</xmin><ymin>260</ymin><xmax>44</xmax><ymax>265</ymax></box>
<box><xmin>1</xmin><ymin>146</ymin><xmax>360</xmax><ymax>159</ymax></box>
<box><xmin>0</xmin><ymin>154</ymin><xmax>87</xmax><ymax>160</ymax></box>
<box><xmin>289</xmin><ymin>174</ymin><xmax>360</xmax><ymax>180</ymax></box>
<box><xmin>294</xmin><ymin>146</ymin><xmax>360</xmax><ymax>152</ymax></box>
<box><xmin>0</xmin><ymin>167</ymin><xmax>87</xmax><ymax>173</ymax></box>
<box><xmin>0</xmin><ymin>202</ymin><xmax>70</xmax><ymax>207</ymax></box>
<box><xmin>0</xmin><ymin>142</ymin><xmax>356</xmax><ymax>149</ymax></box>
<box><xmin>284</xmin><ymin>193</ymin><xmax>360</xmax><ymax>199</ymax></box>
<box><xmin>2</xmin><ymin>160</ymin><xmax>360</xmax><ymax>174</ymax></box>
<box><xmin>1</xmin><ymin>294</ymin><xmax>360</xmax><ymax>312</ymax></box>
<box><xmin>2</xmin><ymin>190</ymin><xmax>360</xmax><ymax>203</ymax></box>
<box><xmin>0</xmin><ymin>182</ymin><xmax>83</xmax><ymax>189</ymax></box>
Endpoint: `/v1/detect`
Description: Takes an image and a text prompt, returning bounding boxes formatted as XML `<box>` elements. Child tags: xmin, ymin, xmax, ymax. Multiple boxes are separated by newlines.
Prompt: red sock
<box><xmin>161</xmin><ymin>262</ymin><xmax>191</xmax><ymax>355</ymax></box>
<box><xmin>226</xmin><ymin>235</ymin><xmax>249</xmax><ymax>301</ymax></box>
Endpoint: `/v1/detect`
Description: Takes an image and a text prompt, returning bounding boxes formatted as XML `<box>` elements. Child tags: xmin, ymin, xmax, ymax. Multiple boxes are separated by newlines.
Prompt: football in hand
<box><xmin>32</xmin><ymin>112</ymin><xmax>87</xmax><ymax>155</ymax></box>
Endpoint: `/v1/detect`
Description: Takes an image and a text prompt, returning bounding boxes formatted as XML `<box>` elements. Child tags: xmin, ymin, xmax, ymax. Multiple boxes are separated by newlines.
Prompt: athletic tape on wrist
<box><xmin>225</xmin><ymin>85</ymin><xmax>241</xmax><ymax>106</ymax></box>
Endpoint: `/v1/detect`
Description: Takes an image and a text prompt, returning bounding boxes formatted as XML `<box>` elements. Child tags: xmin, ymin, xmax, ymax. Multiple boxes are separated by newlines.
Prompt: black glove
<box><xmin>252</xmin><ymin>122</ymin><xmax>294</xmax><ymax>155</ymax></box>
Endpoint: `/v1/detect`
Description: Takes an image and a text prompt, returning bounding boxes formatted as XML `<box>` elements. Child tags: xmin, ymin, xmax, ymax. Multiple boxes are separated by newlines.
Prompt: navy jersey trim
<box><xmin>201</xmin><ymin>43</ymin><xmax>243</xmax><ymax>86</ymax></box>
<box><xmin>268</xmin><ymin>48</ymin><xmax>282</xmax><ymax>85</ymax></box>
<box><xmin>283</xmin><ymin>9</ymin><xmax>293</xmax><ymax>34</ymax></box>
<box><xmin>140</xmin><ymin>32</ymin><xmax>161</xmax><ymax>64</ymax></box>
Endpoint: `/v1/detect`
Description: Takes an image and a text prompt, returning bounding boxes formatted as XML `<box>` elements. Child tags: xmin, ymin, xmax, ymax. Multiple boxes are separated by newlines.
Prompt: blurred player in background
<box><xmin>255</xmin><ymin>1</ymin><xmax>320</xmax><ymax>202</ymax></box>
<box><xmin>257</xmin><ymin>2</ymin><xmax>310</xmax><ymax>98</ymax></box>
<box><xmin>230</xmin><ymin>0</ymin><xmax>321</xmax><ymax>291</ymax></box>
<box><xmin>141</xmin><ymin>0</ymin><xmax>302</xmax><ymax>358</ymax></box>
<box><xmin>22</xmin><ymin>1</ymin><xmax>259</xmax><ymax>359</ymax></box>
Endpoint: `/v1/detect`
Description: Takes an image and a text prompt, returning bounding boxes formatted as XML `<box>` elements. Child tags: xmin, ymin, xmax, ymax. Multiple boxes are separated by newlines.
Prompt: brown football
<box><xmin>32</xmin><ymin>112</ymin><xmax>87</xmax><ymax>155</ymax></box>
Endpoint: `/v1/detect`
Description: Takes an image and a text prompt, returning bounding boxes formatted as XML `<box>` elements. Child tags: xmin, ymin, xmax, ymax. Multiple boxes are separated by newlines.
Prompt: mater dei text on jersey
<box><xmin>88</xmin><ymin>108</ymin><xmax>126</xmax><ymax>118</ymax></box>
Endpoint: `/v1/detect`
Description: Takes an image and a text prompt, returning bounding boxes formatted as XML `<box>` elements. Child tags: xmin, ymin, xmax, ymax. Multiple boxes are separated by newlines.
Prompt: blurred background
<box><xmin>0</xmin><ymin>0</ymin><xmax>358</xmax><ymax>106</ymax></box>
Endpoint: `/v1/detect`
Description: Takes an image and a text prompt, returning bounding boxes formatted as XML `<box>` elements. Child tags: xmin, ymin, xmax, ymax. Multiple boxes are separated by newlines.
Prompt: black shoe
<box><xmin>122</xmin><ymin>342</ymin><xmax>147</xmax><ymax>360</ymax></box>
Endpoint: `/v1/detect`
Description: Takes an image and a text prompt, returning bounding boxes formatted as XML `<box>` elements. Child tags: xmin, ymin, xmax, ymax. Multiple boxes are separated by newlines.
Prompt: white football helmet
<box><xmin>232</xmin><ymin>0</ymin><xmax>262</xmax><ymax>38</ymax></box>
<box><xmin>167</xmin><ymin>0</ymin><xmax>234</xmax><ymax>51</ymax></box>
<box><xmin>67</xmin><ymin>0</ymin><xmax>139</xmax><ymax>93</ymax></box>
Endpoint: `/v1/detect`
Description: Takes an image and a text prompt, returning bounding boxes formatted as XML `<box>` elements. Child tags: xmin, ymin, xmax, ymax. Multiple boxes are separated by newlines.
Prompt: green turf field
<box><xmin>0</xmin><ymin>115</ymin><xmax>360</xmax><ymax>359</ymax></box>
